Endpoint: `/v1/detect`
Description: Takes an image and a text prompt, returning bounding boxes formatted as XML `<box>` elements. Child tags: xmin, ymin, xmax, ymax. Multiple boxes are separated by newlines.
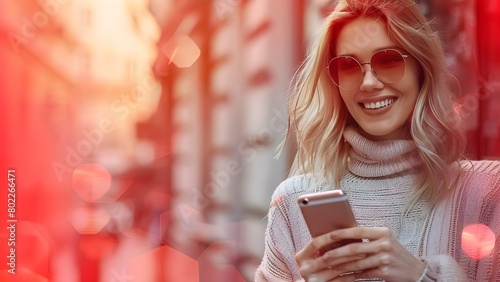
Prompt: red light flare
<box><xmin>461</xmin><ymin>224</ymin><xmax>496</xmax><ymax>260</ymax></box>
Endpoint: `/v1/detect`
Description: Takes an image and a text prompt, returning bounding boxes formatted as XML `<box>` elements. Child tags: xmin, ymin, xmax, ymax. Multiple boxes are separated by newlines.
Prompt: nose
<box><xmin>359</xmin><ymin>63</ymin><xmax>383</xmax><ymax>91</ymax></box>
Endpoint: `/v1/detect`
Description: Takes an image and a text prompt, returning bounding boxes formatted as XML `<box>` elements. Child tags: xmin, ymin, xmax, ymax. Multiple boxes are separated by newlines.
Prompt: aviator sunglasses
<box><xmin>327</xmin><ymin>49</ymin><xmax>409</xmax><ymax>90</ymax></box>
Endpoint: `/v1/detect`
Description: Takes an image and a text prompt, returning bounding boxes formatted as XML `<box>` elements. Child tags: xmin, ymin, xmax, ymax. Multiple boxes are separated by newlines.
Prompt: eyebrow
<box><xmin>336</xmin><ymin>46</ymin><xmax>405</xmax><ymax>58</ymax></box>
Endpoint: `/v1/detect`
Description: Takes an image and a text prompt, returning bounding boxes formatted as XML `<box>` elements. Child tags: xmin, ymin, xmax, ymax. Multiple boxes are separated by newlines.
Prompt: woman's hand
<box><xmin>295</xmin><ymin>231</ymin><xmax>367</xmax><ymax>281</ymax></box>
<box><xmin>295</xmin><ymin>227</ymin><xmax>426</xmax><ymax>282</ymax></box>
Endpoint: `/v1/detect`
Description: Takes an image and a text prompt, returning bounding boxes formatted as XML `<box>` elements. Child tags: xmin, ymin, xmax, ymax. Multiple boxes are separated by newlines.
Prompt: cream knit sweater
<box><xmin>255</xmin><ymin>128</ymin><xmax>500</xmax><ymax>281</ymax></box>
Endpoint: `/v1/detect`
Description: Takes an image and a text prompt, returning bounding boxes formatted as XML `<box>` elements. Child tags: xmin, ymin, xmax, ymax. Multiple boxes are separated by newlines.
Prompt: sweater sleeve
<box><xmin>419</xmin><ymin>255</ymin><xmax>468</xmax><ymax>281</ymax></box>
<box><xmin>458</xmin><ymin>162</ymin><xmax>500</xmax><ymax>281</ymax></box>
<box><xmin>255</xmin><ymin>184</ymin><xmax>303</xmax><ymax>282</ymax></box>
<box><xmin>474</xmin><ymin>170</ymin><xmax>500</xmax><ymax>281</ymax></box>
<box><xmin>421</xmin><ymin>161</ymin><xmax>500</xmax><ymax>282</ymax></box>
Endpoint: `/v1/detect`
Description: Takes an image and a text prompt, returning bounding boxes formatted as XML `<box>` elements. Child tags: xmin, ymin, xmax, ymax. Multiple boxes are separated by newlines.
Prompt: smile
<box><xmin>362</xmin><ymin>98</ymin><xmax>396</xmax><ymax>110</ymax></box>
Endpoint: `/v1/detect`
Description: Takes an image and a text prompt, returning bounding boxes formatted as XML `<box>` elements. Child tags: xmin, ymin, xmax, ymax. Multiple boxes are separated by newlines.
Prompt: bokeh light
<box><xmin>71</xmin><ymin>206</ymin><xmax>111</xmax><ymax>235</ymax></box>
<box><xmin>461</xmin><ymin>224</ymin><xmax>496</xmax><ymax>260</ymax></box>
<box><xmin>199</xmin><ymin>241</ymin><xmax>246</xmax><ymax>282</ymax></box>
<box><xmin>72</xmin><ymin>163</ymin><xmax>112</xmax><ymax>203</ymax></box>
<box><xmin>130</xmin><ymin>245</ymin><xmax>199</xmax><ymax>282</ymax></box>
<box><xmin>161</xmin><ymin>35</ymin><xmax>201</xmax><ymax>68</ymax></box>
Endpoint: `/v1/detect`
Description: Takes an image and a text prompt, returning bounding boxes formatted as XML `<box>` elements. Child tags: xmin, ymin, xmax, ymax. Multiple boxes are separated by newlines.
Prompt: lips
<box><xmin>360</xmin><ymin>98</ymin><xmax>396</xmax><ymax>110</ymax></box>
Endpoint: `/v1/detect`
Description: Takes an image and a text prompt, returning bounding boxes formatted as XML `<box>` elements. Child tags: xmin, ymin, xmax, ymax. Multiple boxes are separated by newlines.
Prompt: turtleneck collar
<box><xmin>343</xmin><ymin>126</ymin><xmax>423</xmax><ymax>178</ymax></box>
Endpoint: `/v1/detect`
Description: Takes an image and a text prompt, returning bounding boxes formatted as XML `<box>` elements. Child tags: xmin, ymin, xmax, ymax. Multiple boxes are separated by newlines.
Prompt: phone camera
<box><xmin>302</xmin><ymin>198</ymin><xmax>309</xmax><ymax>205</ymax></box>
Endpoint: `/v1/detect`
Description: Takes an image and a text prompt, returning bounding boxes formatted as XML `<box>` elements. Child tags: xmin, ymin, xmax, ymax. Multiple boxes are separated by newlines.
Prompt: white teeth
<box><xmin>363</xmin><ymin>98</ymin><xmax>395</xmax><ymax>109</ymax></box>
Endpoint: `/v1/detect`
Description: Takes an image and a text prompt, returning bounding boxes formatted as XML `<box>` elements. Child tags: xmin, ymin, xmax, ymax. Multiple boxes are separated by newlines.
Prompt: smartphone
<box><xmin>298</xmin><ymin>190</ymin><xmax>361</xmax><ymax>254</ymax></box>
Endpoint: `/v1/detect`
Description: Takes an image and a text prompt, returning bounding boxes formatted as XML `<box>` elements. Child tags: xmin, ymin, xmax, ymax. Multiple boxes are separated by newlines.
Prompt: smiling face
<box><xmin>335</xmin><ymin>17</ymin><xmax>421</xmax><ymax>140</ymax></box>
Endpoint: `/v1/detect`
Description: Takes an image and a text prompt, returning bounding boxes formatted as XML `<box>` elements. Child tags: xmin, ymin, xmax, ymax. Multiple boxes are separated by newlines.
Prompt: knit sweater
<box><xmin>255</xmin><ymin>127</ymin><xmax>500</xmax><ymax>281</ymax></box>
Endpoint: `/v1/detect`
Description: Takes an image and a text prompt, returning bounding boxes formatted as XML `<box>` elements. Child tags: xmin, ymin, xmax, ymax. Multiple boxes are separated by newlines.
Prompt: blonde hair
<box><xmin>285</xmin><ymin>0</ymin><xmax>466</xmax><ymax>208</ymax></box>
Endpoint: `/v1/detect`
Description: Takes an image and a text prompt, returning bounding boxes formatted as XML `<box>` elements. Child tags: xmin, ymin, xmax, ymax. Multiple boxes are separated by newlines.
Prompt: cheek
<box><xmin>400</xmin><ymin>67</ymin><xmax>421</xmax><ymax>99</ymax></box>
<box><xmin>338</xmin><ymin>90</ymin><xmax>355</xmax><ymax>107</ymax></box>
<box><xmin>337</xmin><ymin>91</ymin><xmax>356</xmax><ymax>121</ymax></box>
<box><xmin>402</xmin><ymin>88</ymin><xmax>419</xmax><ymax>122</ymax></box>
<box><xmin>407</xmin><ymin>60</ymin><xmax>423</xmax><ymax>90</ymax></box>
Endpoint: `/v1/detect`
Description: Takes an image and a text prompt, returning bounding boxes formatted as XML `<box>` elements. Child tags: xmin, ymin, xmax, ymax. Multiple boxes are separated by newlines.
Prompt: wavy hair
<box><xmin>285</xmin><ymin>0</ymin><xmax>466</xmax><ymax>208</ymax></box>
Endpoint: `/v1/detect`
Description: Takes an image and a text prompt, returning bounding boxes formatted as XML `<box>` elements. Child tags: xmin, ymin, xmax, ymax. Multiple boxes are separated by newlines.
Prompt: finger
<box><xmin>345</xmin><ymin>267</ymin><xmax>387</xmax><ymax>281</ymax></box>
<box><xmin>326</xmin><ymin>239</ymin><xmax>394</xmax><ymax>263</ymax></box>
<box><xmin>330</xmin><ymin>226</ymin><xmax>392</xmax><ymax>241</ymax></box>
<box><xmin>305</xmin><ymin>268</ymin><xmax>345</xmax><ymax>282</ymax></box>
<box><xmin>331</xmin><ymin>270</ymin><xmax>370</xmax><ymax>282</ymax></box>
<box><xmin>298</xmin><ymin>249</ymin><xmax>361</xmax><ymax>277</ymax></box>
<box><xmin>333</xmin><ymin>252</ymin><xmax>391</xmax><ymax>272</ymax></box>
<box><xmin>297</xmin><ymin>257</ymin><xmax>328</xmax><ymax>278</ymax></box>
<box><xmin>296</xmin><ymin>232</ymin><xmax>343</xmax><ymax>260</ymax></box>
<box><xmin>322</xmin><ymin>251</ymin><xmax>366</xmax><ymax>267</ymax></box>
<box><xmin>298</xmin><ymin>248</ymin><xmax>350</xmax><ymax>275</ymax></box>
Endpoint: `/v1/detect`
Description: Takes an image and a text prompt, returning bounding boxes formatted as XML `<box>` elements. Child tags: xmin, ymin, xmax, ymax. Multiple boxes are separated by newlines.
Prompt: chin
<box><xmin>359</xmin><ymin>126</ymin><xmax>404</xmax><ymax>141</ymax></box>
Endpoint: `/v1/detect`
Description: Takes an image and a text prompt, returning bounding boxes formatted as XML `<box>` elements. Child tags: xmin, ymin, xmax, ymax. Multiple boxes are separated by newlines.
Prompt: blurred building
<box><xmin>147</xmin><ymin>0</ymin><xmax>300</xmax><ymax>280</ymax></box>
<box><xmin>0</xmin><ymin>0</ymin><xmax>161</xmax><ymax>281</ymax></box>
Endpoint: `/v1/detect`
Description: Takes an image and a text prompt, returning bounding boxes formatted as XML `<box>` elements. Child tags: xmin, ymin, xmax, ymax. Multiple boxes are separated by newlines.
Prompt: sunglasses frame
<box><xmin>327</xmin><ymin>48</ymin><xmax>409</xmax><ymax>90</ymax></box>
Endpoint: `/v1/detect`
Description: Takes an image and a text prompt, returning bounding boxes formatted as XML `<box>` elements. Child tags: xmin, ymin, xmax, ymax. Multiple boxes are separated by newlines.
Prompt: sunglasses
<box><xmin>327</xmin><ymin>49</ymin><xmax>409</xmax><ymax>90</ymax></box>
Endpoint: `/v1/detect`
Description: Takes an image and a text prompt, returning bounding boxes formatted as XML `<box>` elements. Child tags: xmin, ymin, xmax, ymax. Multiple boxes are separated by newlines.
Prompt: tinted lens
<box><xmin>371</xmin><ymin>49</ymin><xmax>406</xmax><ymax>83</ymax></box>
<box><xmin>328</xmin><ymin>56</ymin><xmax>362</xmax><ymax>90</ymax></box>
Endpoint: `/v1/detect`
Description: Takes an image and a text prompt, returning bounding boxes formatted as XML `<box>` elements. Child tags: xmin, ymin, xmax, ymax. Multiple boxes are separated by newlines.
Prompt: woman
<box><xmin>255</xmin><ymin>0</ymin><xmax>500</xmax><ymax>281</ymax></box>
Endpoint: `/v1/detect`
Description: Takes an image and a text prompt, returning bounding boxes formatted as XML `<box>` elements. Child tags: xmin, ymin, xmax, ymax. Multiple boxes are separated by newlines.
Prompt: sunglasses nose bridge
<box><xmin>358</xmin><ymin>63</ymin><xmax>382</xmax><ymax>88</ymax></box>
<box><xmin>359</xmin><ymin>62</ymin><xmax>372</xmax><ymax>72</ymax></box>
<box><xmin>359</xmin><ymin>62</ymin><xmax>377</xmax><ymax>78</ymax></box>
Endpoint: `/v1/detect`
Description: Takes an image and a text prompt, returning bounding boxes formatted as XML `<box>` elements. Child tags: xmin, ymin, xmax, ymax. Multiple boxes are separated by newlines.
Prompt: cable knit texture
<box><xmin>344</xmin><ymin>127</ymin><xmax>423</xmax><ymax>177</ymax></box>
<box><xmin>255</xmin><ymin>128</ymin><xmax>500</xmax><ymax>281</ymax></box>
